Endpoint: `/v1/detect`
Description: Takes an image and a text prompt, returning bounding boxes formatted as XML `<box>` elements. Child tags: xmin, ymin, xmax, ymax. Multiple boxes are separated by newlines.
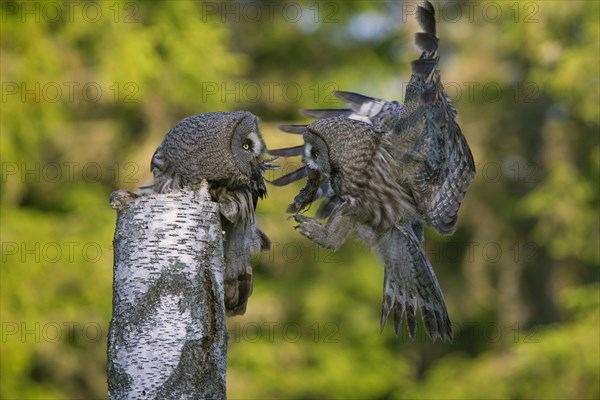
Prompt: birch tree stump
<box><xmin>107</xmin><ymin>186</ymin><xmax>227</xmax><ymax>399</ymax></box>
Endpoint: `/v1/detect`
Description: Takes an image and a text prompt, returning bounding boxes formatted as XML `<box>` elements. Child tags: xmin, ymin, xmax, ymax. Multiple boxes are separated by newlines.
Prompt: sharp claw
<box><xmin>286</xmin><ymin>203</ymin><xmax>300</xmax><ymax>214</ymax></box>
<box><xmin>293</xmin><ymin>214</ymin><xmax>310</xmax><ymax>223</ymax></box>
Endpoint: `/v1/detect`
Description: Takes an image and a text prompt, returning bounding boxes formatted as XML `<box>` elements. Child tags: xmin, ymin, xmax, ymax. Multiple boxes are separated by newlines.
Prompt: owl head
<box><xmin>147</xmin><ymin>111</ymin><xmax>269</xmax><ymax>194</ymax></box>
<box><xmin>303</xmin><ymin>117</ymin><xmax>381</xmax><ymax>183</ymax></box>
<box><xmin>272</xmin><ymin>117</ymin><xmax>383</xmax><ymax>208</ymax></box>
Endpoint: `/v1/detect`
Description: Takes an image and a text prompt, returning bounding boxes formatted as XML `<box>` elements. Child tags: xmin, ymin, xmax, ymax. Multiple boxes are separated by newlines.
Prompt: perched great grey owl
<box><xmin>142</xmin><ymin>111</ymin><xmax>273</xmax><ymax>316</ymax></box>
<box><xmin>270</xmin><ymin>1</ymin><xmax>475</xmax><ymax>342</ymax></box>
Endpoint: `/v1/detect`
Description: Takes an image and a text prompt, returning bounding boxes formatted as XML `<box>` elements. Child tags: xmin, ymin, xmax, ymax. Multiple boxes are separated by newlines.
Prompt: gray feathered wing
<box><xmin>394</xmin><ymin>0</ymin><xmax>475</xmax><ymax>233</ymax></box>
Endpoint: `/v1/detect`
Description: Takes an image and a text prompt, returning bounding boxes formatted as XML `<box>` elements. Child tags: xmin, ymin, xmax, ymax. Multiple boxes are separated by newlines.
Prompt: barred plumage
<box><xmin>270</xmin><ymin>1</ymin><xmax>475</xmax><ymax>342</ymax></box>
<box><xmin>141</xmin><ymin>111</ymin><xmax>273</xmax><ymax>316</ymax></box>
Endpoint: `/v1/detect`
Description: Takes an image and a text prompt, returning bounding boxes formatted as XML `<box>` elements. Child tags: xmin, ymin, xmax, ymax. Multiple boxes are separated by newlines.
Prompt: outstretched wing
<box><xmin>302</xmin><ymin>91</ymin><xmax>403</xmax><ymax>133</ymax></box>
<box><xmin>394</xmin><ymin>0</ymin><xmax>475</xmax><ymax>234</ymax></box>
<box><xmin>376</xmin><ymin>222</ymin><xmax>452</xmax><ymax>342</ymax></box>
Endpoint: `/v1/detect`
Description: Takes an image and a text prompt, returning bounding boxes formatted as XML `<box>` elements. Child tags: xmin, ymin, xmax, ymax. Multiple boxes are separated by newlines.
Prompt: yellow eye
<box><xmin>242</xmin><ymin>140</ymin><xmax>252</xmax><ymax>151</ymax></box>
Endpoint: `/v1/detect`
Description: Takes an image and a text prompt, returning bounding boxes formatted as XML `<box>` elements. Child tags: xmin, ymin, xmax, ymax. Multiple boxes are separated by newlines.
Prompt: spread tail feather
<box><xmin>377</xmin><ymin>223</ymin><xmax>452</xmax><ymax>342</ymax></box>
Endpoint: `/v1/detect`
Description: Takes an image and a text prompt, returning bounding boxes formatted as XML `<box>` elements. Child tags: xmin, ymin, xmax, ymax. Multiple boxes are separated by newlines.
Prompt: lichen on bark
<box><xmin>107</xmin><ymin>187</ymin><xmax>227</xmax><ymax>399</ymax></box>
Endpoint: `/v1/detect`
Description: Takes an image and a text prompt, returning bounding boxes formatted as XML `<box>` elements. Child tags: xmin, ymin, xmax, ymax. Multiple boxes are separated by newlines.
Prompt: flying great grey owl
<box><xmin>141</xmin><ymin>111</ymin><xmax>273</xmax><ymax>316</ymax></box>
<box><xmin>270</xmin><ymin>1</ymin><xmax>475</xmax><ymax>342</ymax></box>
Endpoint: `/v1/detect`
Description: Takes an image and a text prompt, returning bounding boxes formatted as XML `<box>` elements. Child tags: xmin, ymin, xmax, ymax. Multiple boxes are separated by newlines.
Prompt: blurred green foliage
<box><xmin>1</xmin><ymin>0</ymin><xmax>598</xmax><ymax>398</ymax></box>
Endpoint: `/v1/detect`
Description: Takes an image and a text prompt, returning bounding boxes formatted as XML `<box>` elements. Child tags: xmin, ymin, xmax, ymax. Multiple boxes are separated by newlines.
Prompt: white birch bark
<box><xmin>107</xmin><ymin>186</ymin><xmax>227</xmax><ymax>399</ymax></box>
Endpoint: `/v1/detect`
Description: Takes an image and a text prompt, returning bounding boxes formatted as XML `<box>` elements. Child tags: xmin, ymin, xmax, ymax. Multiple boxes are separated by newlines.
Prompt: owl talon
<box><xmin>294</xmin><ymin>216</ymin><xmax>323</xmax><ymax>242</ymax></box>
<box><xmin>109</xmin><ymin>190</ymin><xmax>139</xmax><ymax>210</ymax></box>
<box><xmin>293</xmin><ymin>214</ymin><xmax>312</xmax><ymax>223</ymax></box>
